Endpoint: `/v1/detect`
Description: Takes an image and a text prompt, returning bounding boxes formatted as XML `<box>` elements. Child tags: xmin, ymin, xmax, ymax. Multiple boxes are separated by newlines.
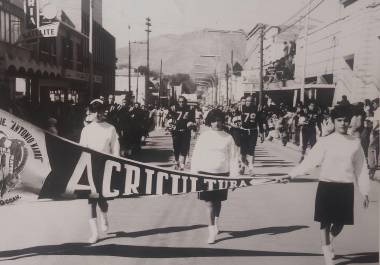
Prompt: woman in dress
<box><xmin>283</xmin><ymin>104</ymin><xmax>370</xmax><ymax>265</ymax></box>
<box><xmin>191</xmin><ymin>108</ymin><xmax>239</xmax><ymax>244</ymax></box>
<box><xmin>80</xmin><ymin>99</ymin><xmax>120</xmax><ymax>243</ymax></box>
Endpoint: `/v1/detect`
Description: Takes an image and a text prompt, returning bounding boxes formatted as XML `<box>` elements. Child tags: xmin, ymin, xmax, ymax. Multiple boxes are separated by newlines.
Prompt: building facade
<box><xmin>240</xmin><ymin>0</ymin><xmax>380</xmax><ymax>107</ymax></box>
<box><xmin>0</xmin><ymin>0</ymin><xmax>116</xmax><ymax>116</ymax></box>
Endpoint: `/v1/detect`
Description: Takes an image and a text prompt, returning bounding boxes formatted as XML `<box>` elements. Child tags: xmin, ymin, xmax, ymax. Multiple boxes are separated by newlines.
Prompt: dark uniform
<box><xmin>300</xmin><ymin>109</ymin><xmax>320</xmax><ymax>156</ymax></box>
<box><xmin>106</xmin><ymin>103</ymin><xmax>120</xmax><ymax>130</ymax></box>
<box><xmin>229</xmin><ymin>109</ymin><xmax>242</xmax><ymax>147</ymax></box>
<box><xmin>240</xmin><ymin>105</ymin><xmax>263</xmax><ymax>157</ymax></box>
<box><xmin>169</xmin><ymin>105</ymin><xmax>195</xmax><ymax>164</ymax></box>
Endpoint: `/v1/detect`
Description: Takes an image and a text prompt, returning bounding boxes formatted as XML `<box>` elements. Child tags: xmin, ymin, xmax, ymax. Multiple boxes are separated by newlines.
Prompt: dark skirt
<box><xmin>198</xmin><ymin>172</ymin><xmax>229</xmax><ymax>202</ymax></box>
<box><xmin>314</xmin><ymin>181</ymin><xmax>354</xmax><ymax>227</ymax></box>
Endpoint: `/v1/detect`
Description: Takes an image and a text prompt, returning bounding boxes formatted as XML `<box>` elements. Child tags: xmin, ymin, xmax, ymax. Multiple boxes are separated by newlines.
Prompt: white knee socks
<box><xmin>322</xmin><ymin>245</ymin><xmax>334</xmax><ymax>265</ymax></box>
<box><xmin>88</xmin><ymin>218</ymin><xmax>99</xmax><ymax>244</ymax></box>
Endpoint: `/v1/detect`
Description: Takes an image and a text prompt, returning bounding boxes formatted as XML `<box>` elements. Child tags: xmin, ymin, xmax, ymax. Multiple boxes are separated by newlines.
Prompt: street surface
<box><xmin>0</xmin><ymin>128</ymin><xmax>378</xmax><ymax>265</ymax></box>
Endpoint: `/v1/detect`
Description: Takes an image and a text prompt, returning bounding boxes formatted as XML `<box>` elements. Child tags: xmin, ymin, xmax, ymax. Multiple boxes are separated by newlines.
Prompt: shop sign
<box><xmin>21</xmin><ymin>22</ymin><xmax>59</xmax><ymax>42</ymax></box>
<box><xmin>25</xmin><ymin>0</ymin><xmax>38</xmax><ymax>30</ymax></box>
<box><xmin>64</xmin><ymin>69</ymin><xmax>89</xmax><ymax>82</ymax></box>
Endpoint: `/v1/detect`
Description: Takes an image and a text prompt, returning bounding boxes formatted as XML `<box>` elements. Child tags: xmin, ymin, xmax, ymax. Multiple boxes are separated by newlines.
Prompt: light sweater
<box><xmin>289</xmin><ymin>132</ymin><xmax>370</xmax><ymax>196</ymax></box>
<box><xmin>191</xmin><ymin>129</ymin><xmax>239</xmax><ymax>175</ymax></box>
<box><xmin>80</xmin><ymin>121</ymin><xmax>120</xmax><ymax>156</ymax></box>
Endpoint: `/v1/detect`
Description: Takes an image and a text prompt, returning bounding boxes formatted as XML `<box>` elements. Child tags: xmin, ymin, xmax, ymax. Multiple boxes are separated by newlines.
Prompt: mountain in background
<box><xmin>116</xmin><ymin>29</ymin><xmax>247</xmax><ymax>76</ymax></box>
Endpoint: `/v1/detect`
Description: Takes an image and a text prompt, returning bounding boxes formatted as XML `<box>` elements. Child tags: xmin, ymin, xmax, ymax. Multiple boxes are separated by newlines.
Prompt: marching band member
<box><xmin>168</xmin><ymin>96</ymin><xmax>195</xmax><ymax>170</ymax></box>
<box><xmin>239</xmin><ymin>96</ymin><xmax>263</xmax><ymax>174</ymax></box>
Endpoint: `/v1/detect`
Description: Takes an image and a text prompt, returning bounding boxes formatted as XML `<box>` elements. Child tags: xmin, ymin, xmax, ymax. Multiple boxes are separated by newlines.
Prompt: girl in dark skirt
<box><xmin>191</xmin><ymin>109</ymin><xmax>239</xmax><ymax>244</ymax></box>
<box><xmin>284</xmin><ymin>104</ymin><xmax>370</xmax><ymax>265</ymax></box>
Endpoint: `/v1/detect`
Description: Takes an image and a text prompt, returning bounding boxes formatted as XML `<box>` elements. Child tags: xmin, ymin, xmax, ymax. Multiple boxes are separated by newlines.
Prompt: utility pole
<box><xmin>259</xmin><ymin>23</ymin><xmax>264</xmax><ymax>107</ymax></box>
<box><xmin>231</xmin><ymin>50</ymin><xmax>234</xmax><ymax>103</ymax></box>
<box><xmin>214</xmin><ymin>70</ymin><xmax>218</xmax><ymax>105</ymax></box>
<box><xmin>128</xmin><ymin>26</ymin><xmax>131</xmax><ymax>93</ymax></box>
<box><xmin>225</xmin><ymin>63</ymin><xmax>229</xmax><ymax>106</ymax></box>
<box><xmin>300</xmin><ymin>0</ymin><xmax>312</xmax><ymax>104</ymax></box>
<box><xmin>136</xmin><ymin>72</ymin><xmax>139</xmax><ymax>103</ymax></box>
<box><xmin>89</xmin><ymin>0</ymin><xmax>94</xmax><ymax>100</ymax></box>
<box><xmin>159</xmin><ymin>59</ymin><xmax>162</xmax><ymax>107</ymax></box>
<box><xmin>145</xmin><ymin>17</ymin><xmax>151</xmax><ymax>105</ymax></box>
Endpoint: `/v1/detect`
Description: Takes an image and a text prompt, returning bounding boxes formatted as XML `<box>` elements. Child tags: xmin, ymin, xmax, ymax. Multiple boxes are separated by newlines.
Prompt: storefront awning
<box><xmin>0</xmin><ymin>44</ymin><xmax>61</xmax><ymax>78</ymax></box>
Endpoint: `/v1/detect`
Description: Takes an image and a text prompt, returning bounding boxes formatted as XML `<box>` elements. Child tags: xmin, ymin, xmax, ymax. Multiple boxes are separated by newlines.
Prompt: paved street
<box><xmin>0</xmin><ymin>128</ymin><xmax>378</xmax><ymax>265</ymax></box>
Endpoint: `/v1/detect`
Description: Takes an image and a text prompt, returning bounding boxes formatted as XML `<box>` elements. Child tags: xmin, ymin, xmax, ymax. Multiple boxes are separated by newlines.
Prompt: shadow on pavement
<box><xmin>0</xmin><ymin>243</ymin><xmax>322</xmax><ymax>261</ymax></box>
<box><xmin>253</xmin><ymin>173</ymin><xmax>288</xmax><ymax>177</ymax></box>
<box><xmin>215</xmin><ymin>225</ymin><xmax>309</xmax><ymax>243</ymax></box>
<box><xmin>106</xmin><ymin>224</ymin><xmax>207</xmax><ymax>239</ymax></box>
<box><xmin>255</xmin><ymin>165</ymin><xmax>294</xmax><ymax>168</ymax></box>
<box><xmin>335</xmin><ymin>252</ymin><xmax>379</xmax><ymax>265</ymax></box>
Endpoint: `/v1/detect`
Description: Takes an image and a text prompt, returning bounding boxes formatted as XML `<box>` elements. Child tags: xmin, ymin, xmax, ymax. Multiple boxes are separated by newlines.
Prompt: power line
<box><xmin>279</xmin><ymin>0</ymin><xmax>326</xmax><ymax>37</ymax></box>
<box><xmin>279</xmin><ymin>0</ymin><xmax>319</xmax><ymax>26</ymax></box>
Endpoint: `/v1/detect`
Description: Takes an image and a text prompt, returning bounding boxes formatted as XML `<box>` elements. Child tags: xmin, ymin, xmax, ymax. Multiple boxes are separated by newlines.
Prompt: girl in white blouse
<box><xmin>191</xmin><ymin>109</ymin><xmax>239</xmax><ymax>244</ymax></box>
<box><xmin>80</xmin><ymin>99</ymin><xmax>120</xmax><ymax>244</ymax></box>
<box><xmin>283</xmin><ymin>104</ymin><xmax>370</xmax><ymax>265</ymax></box>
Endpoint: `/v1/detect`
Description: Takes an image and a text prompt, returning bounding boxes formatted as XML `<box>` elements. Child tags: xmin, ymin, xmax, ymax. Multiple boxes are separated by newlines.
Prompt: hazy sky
<box><xmin>102</xmin><ymin>0</ymin><xmax>313</xmax><ymax>48</ymax></box>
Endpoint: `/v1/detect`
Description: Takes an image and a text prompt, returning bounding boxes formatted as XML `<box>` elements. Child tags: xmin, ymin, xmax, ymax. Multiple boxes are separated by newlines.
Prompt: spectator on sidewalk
<box><xmin>46</xmin><ymin>117</ymin><xmax>58</xmax><ymax>135</ymax></box>
<box><xmin>368</xmin><ymin>99</ymin><xmax>379</xmax><ymax>179</ymax></box>
<box><xmin>337</xmin><ymin>95</ymin><xmax>350</xmax><ymax>106</ymax></box>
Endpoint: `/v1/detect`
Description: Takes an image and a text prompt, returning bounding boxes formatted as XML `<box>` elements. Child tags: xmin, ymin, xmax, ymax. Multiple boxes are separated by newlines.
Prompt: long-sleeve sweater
<box><xmin>289</xmin><ymin>132</ymin><xmax>370</xmax><ymax>197</ymax></box>
<box><xmin>191</xmin><ymin>129</ymin><xmax>239</xmax><ymax>176</ymax></box>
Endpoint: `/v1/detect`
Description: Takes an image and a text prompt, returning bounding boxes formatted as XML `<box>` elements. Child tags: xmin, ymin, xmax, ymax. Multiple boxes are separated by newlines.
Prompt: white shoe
<box><xmin>88</xmin><ymin>218</ymin><xmax>99</xmax><ymax>244</ymax></box>
<box><xmin>329</xmin><ymin>244</ymin><xmax>335</xmax><ymax>259</ymax></box>
<box><xmin>207</xmin><ymin>225</ymin><xmax>216</xmax><ymax>244</ymax></box>
<box><xmin>99</xmin><ymin>212</ymin><xmax>109</xmax><ymax>232</ymax></box>
<box><xmin>214</xmin><ymin>217</ymin><xmax>219</xmax><ymax>235</ymax></box>
<box><xmin>247</xmin><ymin>167</ymin><xmax>254</xmax><ymax>175</ymax></box>
<box><xmin>329</xmin><ymin>233</ymin><xmax>336</xmax><ymax>259</ymax></box>
<box><xmin>322</xmin><ymin>245</ymin><xmax>334</xmax><ymax>265</ymax></box>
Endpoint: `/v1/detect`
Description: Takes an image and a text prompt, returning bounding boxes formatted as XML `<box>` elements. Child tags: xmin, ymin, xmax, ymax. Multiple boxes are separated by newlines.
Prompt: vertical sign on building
<box><xmin>25</xmin><ymin>0</ymin><xmax>39</xmax><ymax>29</ymax></box>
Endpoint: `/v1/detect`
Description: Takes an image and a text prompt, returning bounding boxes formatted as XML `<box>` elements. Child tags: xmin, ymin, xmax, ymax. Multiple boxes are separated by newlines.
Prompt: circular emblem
<box><xmin>0</xmin><ymin>131</ymin><xmax>28</xmax><ymax>198</ymax></box>
<box><xmin>41</xmin><ymin>3</ymin><xmax>58</xmax><ymax>20</ymax></box>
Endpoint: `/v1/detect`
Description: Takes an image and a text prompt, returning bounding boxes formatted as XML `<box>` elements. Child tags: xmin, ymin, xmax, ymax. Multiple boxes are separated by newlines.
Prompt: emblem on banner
<box><xmin>0</xmin><ymin>131</ymin><xmax>28</xmax><ymax>198</ymax></box>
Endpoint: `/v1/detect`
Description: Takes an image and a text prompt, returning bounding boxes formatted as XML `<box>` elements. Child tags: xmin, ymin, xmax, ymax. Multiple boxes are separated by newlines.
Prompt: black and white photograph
<box><xmin>0</xmin><ymin>0</ymin><xmax>379</xmax><ymax>264</ymax></box>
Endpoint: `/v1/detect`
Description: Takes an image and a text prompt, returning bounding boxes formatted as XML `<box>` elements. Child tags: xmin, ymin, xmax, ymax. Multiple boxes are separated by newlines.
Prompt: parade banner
<box><xmin>0</xmin><ymin>109</ymin><xmax>275</xmax><ymax>207</ymax></box>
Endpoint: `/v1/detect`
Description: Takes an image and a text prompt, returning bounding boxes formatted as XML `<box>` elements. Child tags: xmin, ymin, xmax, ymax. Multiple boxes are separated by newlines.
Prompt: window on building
<box><xmin>1</xmin><ymin>10</ymin><xmax>6</xmax><ymax>41</ymax></box>
<box><xmin>0</xmin><ymin>9</ymin><xmax>22</xmax><ymax>44</ymax></box>
<box><xmin>10</xmin><ymin>15</ymin><xmax>21</xmax><ymax>44</ymax></box>
<box><xmin>344</xmin><ymin>54</ymin><xmax>354</xmax><ymax>70</ymax></box>
<box><xmin>62</xmin><ymin>37</ymin><xmax>74</xmax><ymax>69</ymax></box>
<box><xmin>5</xmin><ymin>11</ymin><xmax>10</xmax><ymax>42</ymax></box>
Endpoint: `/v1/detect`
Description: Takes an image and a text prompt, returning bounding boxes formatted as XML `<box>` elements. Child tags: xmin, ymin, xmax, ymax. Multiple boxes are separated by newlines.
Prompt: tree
<box><xmin>233</xmin><ymin>62</ymin><xmax>243</xmax><ymax>76</ymax></box>
<box><xmin>136</xmin><ymin>65</ymin><xmax>159</xmax><ymax>79</ymax></box>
